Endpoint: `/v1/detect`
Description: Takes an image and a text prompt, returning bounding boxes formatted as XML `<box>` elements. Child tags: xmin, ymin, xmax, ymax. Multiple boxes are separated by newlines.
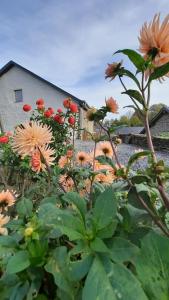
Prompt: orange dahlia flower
<box><xmin>139</xmin><ymin>14</ymin><xmax>169</xmax><ymax>75</ymax></box>
<box><xmin>12</xmin><ymin>122</ymin><xmax>53</xmax><ymax>157</ymax></box>
<box><xmin>105</xmin><ymin>97</ymin><xmax>119</xmax><ymax>113</ymax></box>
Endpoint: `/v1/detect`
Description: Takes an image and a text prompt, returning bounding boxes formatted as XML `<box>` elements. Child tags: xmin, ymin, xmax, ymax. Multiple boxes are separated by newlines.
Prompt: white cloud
<box><xmin>0</xmin><ymin>0</ymin><xmax>169</xmax><ymax>114</ymax></box>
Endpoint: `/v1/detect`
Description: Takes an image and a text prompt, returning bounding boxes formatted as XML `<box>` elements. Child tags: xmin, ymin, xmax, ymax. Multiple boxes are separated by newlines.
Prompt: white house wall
<box><xmin>0</xmin><ymin>66</ymin><xmax>79</xmax><ymax>131</ymax></box>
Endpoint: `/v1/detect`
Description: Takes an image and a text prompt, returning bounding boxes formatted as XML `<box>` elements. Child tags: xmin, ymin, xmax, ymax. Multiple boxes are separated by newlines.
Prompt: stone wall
<box><xmin>150</xmin><ymin>113</ymin><xmax>169</xmax><ymax>136</ymax></box>
<box><xmin>119</xmin><ymin>134</ymin><xmax>169</xmax><ymax>151</ymax></box>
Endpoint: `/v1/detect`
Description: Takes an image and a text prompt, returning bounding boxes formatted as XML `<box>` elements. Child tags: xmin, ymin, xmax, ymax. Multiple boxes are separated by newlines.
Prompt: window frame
<box><xmin>14</xmin><ymin>89</ymin><xmax>23</xmax><ymax>103</ymax></box>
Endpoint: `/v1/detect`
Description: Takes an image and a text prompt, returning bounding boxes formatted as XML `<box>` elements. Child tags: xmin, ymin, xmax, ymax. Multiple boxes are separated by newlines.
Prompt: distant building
<box><xmin>141</xmin><ymin>106</ymin><xmax>169</xmax><ymax>136</ymax></box>
<box><xmin>115</xmin><ymin>126</ymin><xmax>144</xmax><ymax>135</ymax></box>
<box><xmin>0</xmin><ymin>61</ymin><xmax>93</xmax><ymax>138</ymax></box>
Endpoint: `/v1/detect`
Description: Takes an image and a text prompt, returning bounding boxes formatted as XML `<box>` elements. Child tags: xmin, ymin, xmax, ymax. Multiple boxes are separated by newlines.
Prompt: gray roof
<box><xmin>0</xmin><ymin>60</ymin><xmax>89</xmax><ymax>110</ymax></box>
<box><xmin>141</xmin><ymin>106</ymin><xmax>169</xmax><ymax>134</ymax></box>
<box><xmin>115</xmin><ymin>126</ymin><xmax>144</xmax><ymax>135</ymax></box>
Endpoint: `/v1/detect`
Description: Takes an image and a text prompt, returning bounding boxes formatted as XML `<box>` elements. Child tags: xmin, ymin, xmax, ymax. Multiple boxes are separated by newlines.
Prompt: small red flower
<box><xmin>70</xmin><ymin>103</ymin><xmax>78</xmax><ymax>113</ymax></box>
<box><xmin>23</xmin><ymin>104</ymin><xmax>32</xmax><ymax>112</ymax></box>
<box><xmin>37</xmin><ymin>104</ymin><xmax>45</xmax><ymax>111</ymax></box>
<box><xmin>63</xmin><ymin>98</ymin><xmax>72</xmax><ymax>108</ymax></box>
<box><xmin>66</xmin><ymin>149</ymin><xmax>73</xmax><ymax>158</ymax></box>
<box><xmin>68</xmin><ymin>116</ymin><xmax>75</xmax><ymax>125</ymax></box>
<box><xmin>0</xmin><ymin>136</ymin><xmax>9</xmax><ymax>144</ymax></box>
<box><xmin>57</xmin><ymin>108</ymin><xmax>63</xmax><ymax>113</ymax></box>
<box><xmin>48</xmin><ymin>107</ymin><xmax>54</xmax><ymax>114</ymax></box>
<box><xmin>54</xmin><ymin>114</ymin><xmax>64</xmax><ymax>124</ymax></box>
<box><xmin>44</xmin><ymin>110</ymin><xmax>52</xmax><ymax>118</ymax></box>
<box><xmin>36</xmin><ymin>98</ymin><xmax>44</xmax><ymax>105</ymax></box>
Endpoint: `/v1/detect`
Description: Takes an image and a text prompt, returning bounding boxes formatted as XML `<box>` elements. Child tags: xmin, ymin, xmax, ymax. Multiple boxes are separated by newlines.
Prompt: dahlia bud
<box><xmin>44</xmin><ymin>110</ymin><xmax>52</xmax><ymax>118</ymax></box>
<box><xmin>23</xmin><ymin>104</ymin><xmax>32</xmax><ymax>112</ymax></box>
<box><xmin>63</xmin><ymin>98</ymin><xmax>72</xmax><ymax>108</ymax></box>
<box><xmin>57</xmin><ymin>108</ymin><xmax>63</xmax><ymax>113</ymax></box>
<box><xmin>24</xmin><ymin>227</ymin><xmax>34</xmax><ymax>237</ymax></box>
<box><xmin>70</xmin><ymin>103</ymin><xmax>78</xmax><ymax>113</ymax></box>
<box><xmin>48</xmin><ymin>107</ymin><xmax>54</xmax><ymax>114</ymax></box>
<box><xmin>0</xmin><ymin>136</ymin><xmax>9</xmax><ymax>143</ymax></box>
<box><xmin>36</xmin><ymin>98</ymin><xmax>44</xmax><ymax>105</ymax></box>
<box><xmin>37</xmin><ymin>104</ymin><xmax>45</xmax><ymax>111</ymax></box>
<box><xmin>68</xmin><ymin>116</ymin><xmax>75</xmax><ymax>125</ymax></box>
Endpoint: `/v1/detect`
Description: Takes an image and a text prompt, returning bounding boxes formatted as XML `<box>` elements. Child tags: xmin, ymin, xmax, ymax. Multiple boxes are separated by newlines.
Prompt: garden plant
<box><xmin>0</xmin><ymin>13</ymin><xmax>169</xmax><ymax>300</ymax></box>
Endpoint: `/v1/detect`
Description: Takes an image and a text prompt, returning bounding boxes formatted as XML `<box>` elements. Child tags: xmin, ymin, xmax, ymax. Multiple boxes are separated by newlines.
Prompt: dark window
<box><xmin>14</xmin><ymin>89</ymin><xmax>23</xmax><ymax>102</ymax></box>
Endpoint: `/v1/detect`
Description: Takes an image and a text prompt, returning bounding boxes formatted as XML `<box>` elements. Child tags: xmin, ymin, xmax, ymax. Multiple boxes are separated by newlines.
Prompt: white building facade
<box><xmin>0</xmin><ymin>61</ymin><xmax>93</xmax><ymax>137</ymax></box>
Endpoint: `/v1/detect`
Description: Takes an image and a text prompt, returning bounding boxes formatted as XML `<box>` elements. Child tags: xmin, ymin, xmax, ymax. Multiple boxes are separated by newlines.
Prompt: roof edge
<box><xmin>0</xmin><ymin>60</ymin><xmax>90</xmax><ymax>110</ymax></box>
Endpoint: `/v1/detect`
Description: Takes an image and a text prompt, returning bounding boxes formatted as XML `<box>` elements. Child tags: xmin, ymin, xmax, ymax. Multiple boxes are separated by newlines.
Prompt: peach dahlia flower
<box><xmin>139</xmin><ymin>14</ymin><xmax>169</xmax><ymax>76</ymax></box>
<box><xmin>98</xmin><ymin>141</ymin><xmax>113</xmax><ymax>158</ymax></box>
<box><xmin>0</xmin><ymin>190</ymin><xmax>16</xmax><ymax>211</ymax></box>
<box><xmin>76</xmin><ymin>151</ymin><xmax>89</xmax><ymax>165</ymax></box>
<box><xmin>30</xmin><ymin>146</ymin><xmax>55</xmax><ymax>173</ymax></box>
<box><xmin>12</xmin><ymin>122</ymin><xmax>53</xmax><ymax>157</ymax></box>
<box><xmin>0</xmin><ymin>214</ymin><xmax>10</xmax><ymax>235</ymax></box>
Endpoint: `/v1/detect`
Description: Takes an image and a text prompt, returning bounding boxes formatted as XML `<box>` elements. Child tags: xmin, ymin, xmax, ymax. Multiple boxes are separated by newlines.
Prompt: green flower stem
<box><xmin>128</xmin><ymin>179</ymin><xmax>169</xmax><ymax>237</ymax></box>
<box><xmin>98</xmin><ymin>121</ymin><xmax>121</xmax><ymax>168</ymax></box>
<box><xmin>142</xmin><ymin>83</ymin><xmax>169</xmax><ymax>211</ymax></box>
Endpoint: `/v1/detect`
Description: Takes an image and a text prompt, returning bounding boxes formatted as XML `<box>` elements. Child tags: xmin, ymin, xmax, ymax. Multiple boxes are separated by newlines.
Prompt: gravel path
<box><xmin>75</xmin><ymin>140</ymin><xmax>169</xmax><ymax>168</ymax></box>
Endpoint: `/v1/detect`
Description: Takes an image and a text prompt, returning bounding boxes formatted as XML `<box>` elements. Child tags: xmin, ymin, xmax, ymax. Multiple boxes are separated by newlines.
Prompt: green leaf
<box><xmin>16</xmin><ymin>198</ymin><xmax>33</xmax><ymax>217</ymax></box>
<box><xmin>107</xmin><ymin>237</ymin><xmax>139</xmax><ymax>263</ymax></box>
<box><xmin>135</xmin><ymin>231</ymin><xmax>169</xmax><ymax>300</ymax></box>
<box><xmin>69</xmin><ymin>255</ymin><xmax>93</xmax><ymax>281</ymax></box>
<box><xmin>95</xmin><ymin>155</ymin><xmax>117</xmax><ymax>170</ymax></box>
<box><xmin>122</xmin><ymin>89</ymin><xmax>144</xmax><ymax>105</ymax></box>
<box><xmin>119</xmin><ymin>69</ymin><xmax>141</xmax><ymax>88</ymax></box>
<box><xmin>127</xmin><ymin>150</ymin><xmax>151</xmax><ymax>172</ymax></box>
<box><xmin>115</xmin><ymin>49</ymin><xmax>145</xmax><ymax>71</ymax></box>
<box><xmin>82</xmin><ymin>257</ymin><xmax>116</xmax><ymax>300</ymax></box>
<box><xmin>9</xmin><ymin>281</ymin><xmax>29</xmax><ymax>300</ymax></box>
<box><xmin>97</xmin><ymin>220</ymin><xmax>117</xmax><ymax>239</ymax></box>
<box><xmin>90</xmin><ymin>237</ymin><xmax>110</xmax><ymax>253</ymax></box>
<box><xmin>149</xmin><ymin>62</ymin><xmax>169</xmax><ymax>81</ymax></box>
<box><xmin>6</xmin><ymin>251</ymin><xmax>30</xmax><ymax>274</ymax></box>
<box><xmin>56</xmin><ymin>225</ymin><xmax>84</xmax><ymax>241</ymax></box>
<box><xmin>45</xmin><ymin>247</ymin><xmax>73</xmax><ymax>297</ymax></box>
<box><xmin>106</xmin><ymin>262</ymin><xmax>148</xmax><ymax>300</ymax></box>
<box><xmin>93</xmin><ymin>186</ymin><xmax>117</xmax><ymax>230</ymax></box>
<box><xmin>62</xmin><ymin>192</ymin><xmax>87</xmax><ymax>221</ymax></box>
<box><xmin>0</xmin><ymin>236</ymin><xmax>18</xmax><ymax>247</ymax></box>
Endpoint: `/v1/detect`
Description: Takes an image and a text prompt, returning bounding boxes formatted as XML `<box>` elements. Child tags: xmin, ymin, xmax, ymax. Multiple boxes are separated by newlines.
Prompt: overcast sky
<box><xmin>0</xmin><ymin>0</ymin><xmax>169</xmax><ymax>115</ymax></box>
